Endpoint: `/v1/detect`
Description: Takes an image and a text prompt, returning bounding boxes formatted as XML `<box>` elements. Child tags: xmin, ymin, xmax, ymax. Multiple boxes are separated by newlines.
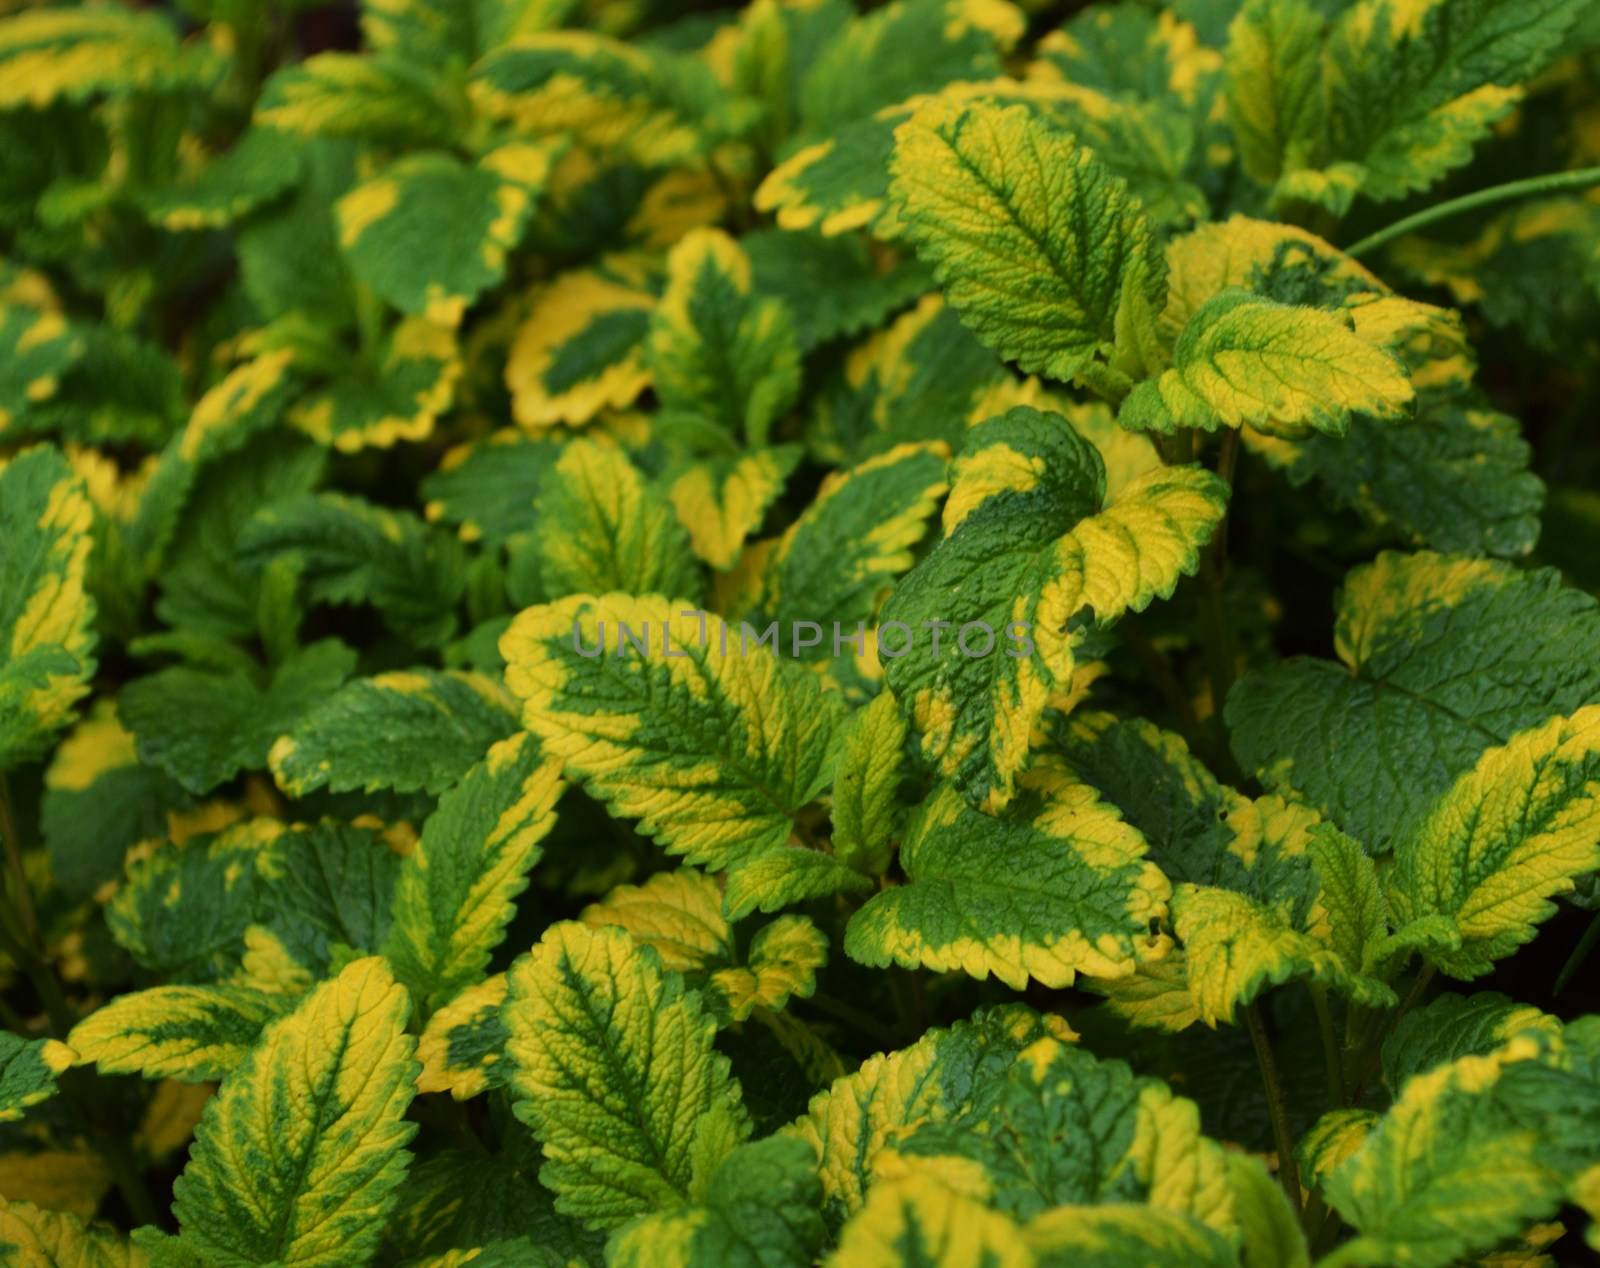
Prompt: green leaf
<box><xmin>1388</xmin><ymin>705</ymin><xmax>1600</xmax><ymax>978</ymax></box>
<box><xmin>648</xmin><ymin>228</ymin><xmax>801</xmax><ymax>449</ymax></box>
<box><xmin>288</xmin><ymin>317</ymin><xmax>463</xmax><ymax>454</ymax></box>
<box><xmin>416</xmin><ymin>974</ymin><xmax>511</xmax><ymax>1101</ymax></box>
<box><xmin>889</xmin><ymin>97</ymin><xmax>1166</xmax><ymax>389</ymax></box>
<box><xmin>1322</xmin><ymin>1037</ymin><xmax>1570</xmax><ymax>1268</ymax></box>
<box><xmin>1322</xmin><ymin>0</ymin><xmax>1587</xmax><ymax>201</ymax></box>
<box><xmin>895</xmin><ymin>1033</ymin><xmax>1235</xmax><ymax>1229</ymax></box>
<box><xmin>1249</xmin><ymin>389</ymin><xmax>1544</xmax><ymax>558</ymax></box>
<box><xmin>169</xmin><ymin>958</ymin><xmax>418</xmax><ymax>1267</ymax></box>
<box><xmin>500</xmin><ymin>594</ymin><xmax>841</xmax><ymax>871</ymax></box>
<box><xmin>0</xmin><ymin>1198</ymin><xmax>143</xmax><ymax>1267</ymax></box>
<box><xmin>0</xmin><ymin>305</ymin><xmax>79</xmax><ymax>438</ymax></box>
<box><xmin>667</xmin><ymin>446</ymin><xmax>801</xmax><ymax>569</ymax></box>
<box><xmin>384</xmin><ymin>1145</ymin><xmax>601</xmax><ymax>1263</ymax></box>
<box><xmin>506</xmin><ymin>257</ymin><xmax>658</xmax><ymax>428</ymax></box>
<box><xmin>826</xmin><ymin>1175</ymin><xmax>1033</xmax><ymax>1268</ymax></box>
<box><xmin>502</xmin><ymin>921</ymin><xmax>749</xmax><ymax>1230</ymax></box>
<box><xmin>1228</xmin><ymin>1152</ymin><xmax>1310</xmax><ymax>1268</ymax></box>
<box><xmin>1120</xmin><ymin>288</ymin><xmax>1414</xmax><ymax>436</ymax></box>
<box><xmin>421</xmin><ymin>428</ymin><xmax>561</xmax><ymax>545</ymax></box>
<box><xmin>741</xmin><ymin>441</ymin><xmax>950</xmax><ymax>659</ymax></box>
<box><xmin>0</xmin><ymin>445</ymin><xmax>96</xmax><ymax>770</ymax></box>
<box><xmin>107</xmin><ymin>819</ymin><xmax>400</xmax><ymax>989</ymax></box>
<box><xmin>743</xmin><ymin>229</ymin><xmax>932</xmax><ymax>352</ymax></box>
<box><xmin>256</xmin><ymin>53</ymin><xmax>456</xmax><ymax>146</ymax></box>
<box><xmin>1173</xmin><ymin>883</ymin><xmax>1388</xmax><ymax>1026</ymax></box>
<box><xmin>0</xmin><ymin>6</ymin><xmax>219</xmax><ymax>108</ymax></box>
<box><xmin>141</xmin><ymin>127</ymin><xmax>302</xmax><ymax>232</ymax></box>
<box><xmin>360</xmin><ymin>0</ymin><xmax>573</xmax><ymax>69</ymax></box>
<box><xmin>881</xmin><ymin>408</ymin><xmax>1226</xmax><ymax>809</ymax></box>
<box><xmin>269</xmin><ymin>668</ymin><xmax>519</xmax><ymax>798</ymax></box>
<box><xmin>796</xmin><ymin>0</ymin><xmax>1024</xmax><ymax>135</ymax></box>
<box><xmin>337</xmin><ymin>145</ymin><xmax>560</xmax><ymax>324</ymax></box>
<box><xmin>582</xmin><ymin>869</ymin><xmax>828</xmax><ymax>1022</ymax></box>
<box><xmin>41</xmin><ymin>705</ymin><xmax>189</xmax><ymax>898</ymax></box>
<box><xmin>472</xmin><ymin>32</ymin><xmax>731</xmax><ymax>165</ymax></box>
<box><xmin>385</xmin><ymin>732</ymin><xmax>565</xmax><ymax>1007</ymax></box>
<box><xmin>0</xmin><ymin>1033</ymin><xmax>72</xmax><ymax>1123</ymax></box>
<box><xmin>1024</xmin><ymin>1205</ymin><xmax>1242</xmax><ymax>1267</ymax></box>
<box><xmin>786</xmin><ymin>1004</ymin><xmax>1071</xmax><ymax>1230</ymax></box>
<box><xmin>1228</xmin><ymin>551</ymin><xmax>1600</xmax><ymax>852</ymax></box>
<box><xmin>609</xmin><ymin>1136</ymin><xmax>825</xmax><ymax>1268</ymax></box>
<box><xmin>238</xmin><ymin>494</ymin><xmax>467</xmax><ymax>648</ymax></box>
<box><xmin>831</xmin><ymin>690</ymin><xmax>909</xmax><ymax>877</ymax></box>
<box><xmin>536</xmin><ymin>437</ymin><xmax>701</xmax><ymax>602</ymax></box>
<box><xmin>67</xmin><ymin>986</ymin><xmax>289</xmax><ymax>1083</ymax></box>
<box><xmin>25</xmin><ymin>324</ymin><xmax>184</xmax><ymax>448</ymax></box>
<box><xmin>845</xmin><ymin>781</ymin><xmax>1170</xmax><ymax>989</ymax></box>
<box><xmin>120</xmin><ymin>640</ymin><xmax>356</xmax><ymax>795</ymax></box>
<box><xmin>1382</xmin><ymin>992</ymin><xmax>1561</xmax><ymax>1093</ymax></box>
<box><xmin>1226</xmin><ymin>0</ymin><xmax>1325</xmax><ymax>187</ymax></box>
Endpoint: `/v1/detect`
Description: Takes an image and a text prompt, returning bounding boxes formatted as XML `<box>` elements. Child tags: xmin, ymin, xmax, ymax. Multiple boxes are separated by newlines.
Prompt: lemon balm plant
<box><xmin>1</xmin><ymin>0</ymin><xmax>1600</xmax><ymax>1263</ymax></box>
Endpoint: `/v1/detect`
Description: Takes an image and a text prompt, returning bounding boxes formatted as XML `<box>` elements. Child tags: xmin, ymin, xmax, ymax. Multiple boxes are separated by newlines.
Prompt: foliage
<box><xmin>1</xmin><ymin>0</ymin><xmax>1599</xmax><ymax>1265</ymax></box>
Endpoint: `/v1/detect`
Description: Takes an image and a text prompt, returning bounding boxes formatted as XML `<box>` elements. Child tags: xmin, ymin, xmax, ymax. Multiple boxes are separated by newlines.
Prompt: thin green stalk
<box><xmin>1244</xmin><ymin>1000</ymin><xmax>1302</xmax><ymax>1217</ymax></box>
<box><xmin>1345</xmin><ymin>165</ymin><xmax>1600</xmax><ymax>258</ymax></box>
<box><xmin>1555</xmin><ymin>911</ymin><xmax>1600</xmax><ymax>996</ymax></box>
<box><xmin>1309</xmin><ymin>984</ymin><xmax>1346</xmax><ymax>1108</ymax></box>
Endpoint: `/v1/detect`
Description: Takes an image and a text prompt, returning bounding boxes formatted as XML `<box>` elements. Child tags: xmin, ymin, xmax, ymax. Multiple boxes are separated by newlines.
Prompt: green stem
<box><xmin>1309</xmin><ymin>984</ymin><xmax>1346</xmax><ymax>1108</ymax></box>
<box><xmin>1345</xmin><ymin>165</ymin><xmax>1600</xmax><ymax>258</ymax></box>
<box><xmin>0</xmin><ymin>775</ymin><xmax>42</xmax><ymax>949</ymax></box>
<box><xmin>1244</xmin><ymin>1000</ymin><xmax>1302</xmax><ymax>1217</ymax></box>
<box><xmin>1555</xmin><ymin>911</ymin><xmax>1600</xmax><ymax>996</ymax></box>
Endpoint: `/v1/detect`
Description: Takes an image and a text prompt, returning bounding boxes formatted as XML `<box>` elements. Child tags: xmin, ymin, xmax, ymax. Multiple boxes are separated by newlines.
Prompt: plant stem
<box><xmin>1309</xmin><ymin>984</ymin><xmax>1346</xmax><ymax>1108</ymax></box>
<box><xmin>1121</xmin><ymin>617</ymin><xmax>1201</xmax><ymax>737</ymax></box>
<box><xmin>0</xmin><ymin>775</ymin><xmax>42</xmax><ymax>949</ymax></box>
<box><xmin>1244</xmin><ymin>1000</ymin><xmax>1302</xmax><ymax>1217</ymax></box>
<box><xmin>1555</xmin><ymin>911</ymin><xmax>1600</xmax><ymax>996</ymax></box>
<box><xmin>1344</xmin><ymin>165</ymin><xmax>1600</xmax><ymax>258</ymax></box>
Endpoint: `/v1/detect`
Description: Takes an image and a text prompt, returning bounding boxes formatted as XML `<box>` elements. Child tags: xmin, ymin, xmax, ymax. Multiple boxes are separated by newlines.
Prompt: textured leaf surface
<box><xmin>0</xmin><ymin>1033</ymin><xmax>72</xmax><ymax>1123</ymax></box>
<box><xmin>256</xmin><ymin>54</ymin><xmax>454</xmax><ymax>146</ymax></box>
<box><xmin>0</xmin><ymin>305</ymin><xmax>79</xmax><ymax>436</ymax></box>
<box><xmin>845</xmin><ymin>782</ymin><xmax>1170</xmax><ymax>989</ymax></box>
<box><xmin>68</xmin><ymin>986</ymin><xmax>288</xmax><ymax>1083</ymax></box>
<box><xmin>1228</xmin><ymin>552</ymin><xmax>1600</xmax><ymax>852</ymax></box>
<box><xmin>506</xmin><ymin>258</ymin><xmax>656</xmax><ymax>428</ymax></box>
<box><xmin>1322</xmin><ymin>0</ymin><xmax>1586</xmax><ymax>200</ymax></box>
<box><xmin>415</xmin><ymin>975</ymin><xmax>512</xmax><ymax>1101</ymax></box>
<box><xmin>170</xmin><ymin>958</ymin><xmax>418</xmax><ymax>1266</ymax></box>
<box><xmin>827</xmin><ymin>1177</ymin><xmax>1032</xmax><ymax>1268</ymax></box>
<box><xmin>1120</xmin><ymin>289</ymin><xmax>1413</xmax><ymax>436</ymax></box>
<box><xmin>787</xmin><ymin>1005</ymin><xmax>1072</xmax><ymax>1229</ymax></box>
<box><xmin>668</xmin><ymin>447</ymin><xmax>800</xmax><ymax>569</ymax></box>
<box><xmin>386</xmin><ymin>732</ymin><xmax>564</xmax><ymax>1007</ymax></box>
<box><xmin>0</xmin><ymin>1198</ymin><xmax>143</xmax><ymax>1267</ymax></box>
<box><xmin>1323</xmin><ymin>1036</ymin><xmax>1566</xmax><ymax>1267</ymax></box>
<box><xmin>473</xmin><ymin>32</ymin><xmax>727</xmax><ymax>165</ymax></box>
<box><xmin>337</xmin><ymin>146</ymin><xmax>558</xmax><ymax>324</ymax></box>
<box><xmin>536</xmin><ymin>438</ymin><xmax>701</xmax><ymax>601</ymax></box>
<box><xmin>1226</xmin><ymin>0</ymin><xmax>1324</xmax><ymax>187</ymax></box>
<box><xmin>237</xmin><ymin>494</ymin><xmax>466</xmax><ymax>647</ymax></box>
<box><xmin>881</xmin><ymin>408</ymin><xmax>1225</xmax><ymax>808</ymax></box>
<box><xmin>895</xmin><ymin>1034</ymin><xmax>1234</xmax><ymax>1229</ymax></box>
<box><xmin>648</xmin><ymin>228</ymin><xmax>800</xmax><ymax>449</ymax></box>
<box><xmin>501</xmin><ymin>594</ymin><xmax>840</xmax><ymax>870</ymax></box>
<box><xmin>831</xmin><ymin>691</ymin><xmax>909</xmax><ymax>877</ymax></box>
<box><xmin>1388</xmin><ymin>706</ymin><xmax>1600</xmax><ymax>978</ymax></box>
<box><xmin>120</xmin><ymin>640</ymin><xmax>356</xmax><ymax>796</ymax></box>
<box><xmin>1383</xmin><ymin>993</ymin><xmax>1561</xmax><ymax>1093</ymax></box>
<box><xmin>0</xmin><ymin>6</ymin><xmax>217</xmax><ymax>108</ymax></box>
<box><xmin>743</xmin><ymin>441</ymin><xmax>950</xmax><ymax>658</ymax></box>
<box><xmin>502</xmin><ymin>921</ymin><xmax>748</xmax><ymax>1230</ymax></box>
<box><xmin>609</xmin><ymin>1136</ymin><xmax>825</xmax><ymax>1268</ymax></box>
<box><xmin>0</xmin><ymin>446</ymin><xmax>96</xmax><ymax>770</ymax></box>
<box><xmin>269</xmin><ymin>669</ymin><xmax>518</xmax><ymax>798</ymax></box>
<box><xmin>890</xmin><ymin>98</ymin><xmax>1166</xmax><ymax>387</ymax></box>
